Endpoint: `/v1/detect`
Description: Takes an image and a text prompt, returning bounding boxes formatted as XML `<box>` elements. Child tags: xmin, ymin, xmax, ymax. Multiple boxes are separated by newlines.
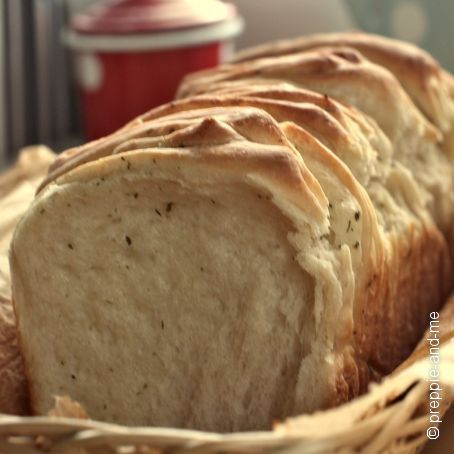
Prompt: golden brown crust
<box><xmin>39</xmin><ymin>108</ymin><xmax>294</xmax><ymax>187</ymax></box>
<box><xmin>121</xmin><ymin>87</ymin><xmax>393</xmax><ymax>190</ymax></box>
<box><xmin>234</xmin><ymin>32</ymin><xmax>454</xmax><ymax>143</ymax></box>
<box><xmin>236</xmin><ymin>32</ymin><xmax>442</xmax><ymax>89</ymax></box>
<box><xmin>178</xmin><ymin>47</ymin><xmax>440</xmax><ymax>145</ymax></box>
<box><xmin>330</xmin><ymin>223</ymin><xmax>452</xmax><ymax>408</ymax></box>
<box><xmin>39</xmin><ymin>108</ymin><xmax>329</xmax><ymax>225</ymax></box>
<box><xmin>133</xmin><ymin>91</ymin><xmax>370</xmax><ymax>157</ymax></box>
<box><xmin>359</xmin><ymin>222</ymin><xmax>451</xmax><ymax>371</ymax></box>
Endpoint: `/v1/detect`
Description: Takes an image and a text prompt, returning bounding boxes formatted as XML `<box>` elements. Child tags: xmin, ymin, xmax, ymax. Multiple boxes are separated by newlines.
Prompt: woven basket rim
<box><xmin>1</xmin><ymin>339</ymin><xmax>453</xmax><ymax>452</ymax></box>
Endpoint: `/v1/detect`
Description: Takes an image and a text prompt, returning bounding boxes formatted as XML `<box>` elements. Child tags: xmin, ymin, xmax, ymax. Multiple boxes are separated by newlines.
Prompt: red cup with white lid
<box><xmin>66</xmin><ymin>0</ymin><xmax>243</xmax><ymax>140</ymax></box>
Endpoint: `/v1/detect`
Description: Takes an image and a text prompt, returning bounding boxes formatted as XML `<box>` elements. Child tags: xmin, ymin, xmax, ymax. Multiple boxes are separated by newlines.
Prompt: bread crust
<box><xmin>125</xmin><ymin>89</ymin><xmax>392</xmax><ymax>189</ymax></box>
<box><xmin>327</xmin><ymin>218</ymin><xmax>452</xmax><ymax>408</ymax></box>
<box><xmin>178</xmin><ymin>47</ymin><xmax>440</xmax><ymax>142</ymax></box>
<box><xmin>235</xmin><ymin>31</ymin><xmax>454</xmax><ymax>151</ymax></box>
<box><xmin>44</xmin><ymin>110</ymin><xmax>329</xmax><ymax>224</ymax></box>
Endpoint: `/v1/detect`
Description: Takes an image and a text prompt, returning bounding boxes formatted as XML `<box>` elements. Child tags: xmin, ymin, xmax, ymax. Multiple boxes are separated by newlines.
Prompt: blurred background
<box><xmin>1</xmin><ymin>0</ymin><xmax>453</xmax><ymax>169</ymax></box>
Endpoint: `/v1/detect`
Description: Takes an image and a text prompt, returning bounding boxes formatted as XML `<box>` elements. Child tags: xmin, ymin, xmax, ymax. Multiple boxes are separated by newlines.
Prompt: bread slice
<box><xmin>13</xmin><ymin>108</ymin><xmax>365</xmax><ymax>430</ymax></box>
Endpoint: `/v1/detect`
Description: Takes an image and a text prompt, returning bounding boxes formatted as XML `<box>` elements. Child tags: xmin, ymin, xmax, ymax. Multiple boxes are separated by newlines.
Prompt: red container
<box><xmin>66</xmin><ymin>0</ymin><xmax>243</xmax><ymax>140</ymax></box>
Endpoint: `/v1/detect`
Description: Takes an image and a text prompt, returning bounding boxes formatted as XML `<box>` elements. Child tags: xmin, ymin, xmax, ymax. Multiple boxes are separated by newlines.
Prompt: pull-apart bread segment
<box><xmin>12</xmin><ymin>107</ymin><xmax>376</xmax><ymax>430</ymax></box>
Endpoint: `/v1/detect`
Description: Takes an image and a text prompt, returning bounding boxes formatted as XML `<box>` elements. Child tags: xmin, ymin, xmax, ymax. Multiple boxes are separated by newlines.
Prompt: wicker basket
<box><xmin>0</xmin><ymin>148</ymin><xmax>452</xmax><ymax>454</ymax></box>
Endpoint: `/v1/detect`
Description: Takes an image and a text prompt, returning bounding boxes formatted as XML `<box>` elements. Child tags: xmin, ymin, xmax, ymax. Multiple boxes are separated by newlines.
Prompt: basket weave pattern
<box><xmin>1</xmin><ymin>348</ymin><xmax>453</xmax><ymax>454</ymax></box>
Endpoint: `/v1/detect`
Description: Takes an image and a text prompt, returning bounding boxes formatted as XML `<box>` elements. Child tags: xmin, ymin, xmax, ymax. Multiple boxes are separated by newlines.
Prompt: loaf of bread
<box><xmin>10</xmin><ymin>33</ymin><xmax>454</xmax><ymax>432</ymax></box>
